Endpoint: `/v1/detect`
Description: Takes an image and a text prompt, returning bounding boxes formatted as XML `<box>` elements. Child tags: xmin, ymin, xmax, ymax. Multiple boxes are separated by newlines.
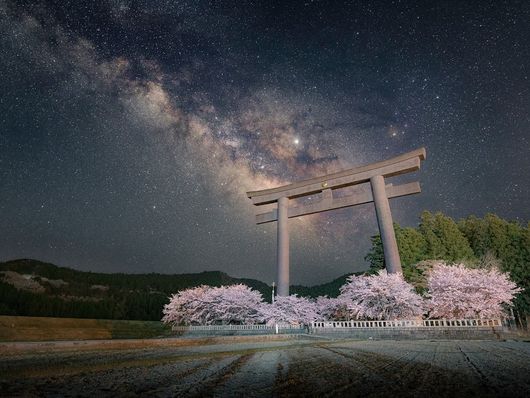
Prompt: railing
<box><xmin>311</xmin><ymin>319</ymin><xmax>501</xmax><ymax>329</ymax></box>
<box><xmin>172</xmin><ymin>319</ymin><xmax>502</xmax><ymax>332</ymax></box>
<box><xmin>172</xmin><ymin>324</ymin><xmax>305</xmax><ymax>332</ymax></box>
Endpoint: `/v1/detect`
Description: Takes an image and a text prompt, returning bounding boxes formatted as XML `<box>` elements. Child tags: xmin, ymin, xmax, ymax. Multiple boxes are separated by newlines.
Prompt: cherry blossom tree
<box><xmin>426</xmin><ymin>262</ymin><xmax>522</xmax><ymax>319</ymax></box>
<box><xmin>315</xmin><ymin>296</ymin><xmax>351</xmax><ymax>321</ymax></box>
<box><xmin>162</xmin><ymin>285</ymin><xmax>210</xmax><ymax>326</ymax></box>
<box><xmin>162</xmin><ymin>284</ymin><xmax>265</xmax><ymax>326</ymax></box>
<box><xmin>209</xmin><ymin>284</ymin><xmax>267</xmax><ymax>324</ymax></box>
<box><xmin>260</xmin><ymin>295</ymin><xmax>319</xmax><ymax>326</ymax></box>
<box><xmin>338</xmin><ymin>271</ymin><xmax>425</xmax><ymax>320</ymax></box>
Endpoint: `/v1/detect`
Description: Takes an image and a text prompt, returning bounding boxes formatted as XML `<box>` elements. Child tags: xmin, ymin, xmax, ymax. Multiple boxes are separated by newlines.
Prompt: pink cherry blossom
<box><xmin>260</xmin><ymin>295</ymin><xmax>319</xmax><ymax>326</ymax></box>
<box><xmin>425</xmin><ymin>262</ymin><xmax>521</xmax><ymax>319</ymax></box>
<box><xmin>162</xmin><ymin>284</ymin><xmax>265</xmax><ymax>326</ymax></box>
<box><xmin>315</xmin><ymin>296</ymin><xmax>351</xmax><ymax>321</ymax></box>
<box><xmin>339</xmin><ymin>271</ymin><xmax>425</xmax><ymax>320</ymax></box>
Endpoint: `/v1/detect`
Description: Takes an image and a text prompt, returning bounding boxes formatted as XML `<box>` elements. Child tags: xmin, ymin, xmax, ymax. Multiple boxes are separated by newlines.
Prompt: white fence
<box><xmin>172</xmin><ymin>324</ymin><xmax>305</xmax><ymax>332</ymax></box>
<box><xmin>172</xmin><ymin>319</ymin><xmax>501</xmax><ymax>333</ymax></box>
<box><xmin>311</xmin><ymin>319</ymin><xmax>501</xmax><ymax>329</ymax></box>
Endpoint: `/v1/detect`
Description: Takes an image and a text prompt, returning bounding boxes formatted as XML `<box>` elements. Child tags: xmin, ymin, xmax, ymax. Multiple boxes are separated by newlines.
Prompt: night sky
<box><xmin>1</xmin><ymin>1</ymin><xmax>528</xmax><ymax>285</ymax></box>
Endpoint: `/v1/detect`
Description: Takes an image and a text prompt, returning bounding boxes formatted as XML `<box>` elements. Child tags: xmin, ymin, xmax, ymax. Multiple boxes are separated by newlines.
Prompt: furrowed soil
<box><xmin>1</xmin><ymin>336</ymin><xmax>529</xmax><ymax>397</ymax></box>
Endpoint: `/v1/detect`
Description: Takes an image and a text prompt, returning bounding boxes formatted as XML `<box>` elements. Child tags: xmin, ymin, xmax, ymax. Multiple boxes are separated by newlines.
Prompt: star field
<box><xmin>0</xmin><ymin>0</ymin><xmax>528</xmax><ymax>284</ymax></box>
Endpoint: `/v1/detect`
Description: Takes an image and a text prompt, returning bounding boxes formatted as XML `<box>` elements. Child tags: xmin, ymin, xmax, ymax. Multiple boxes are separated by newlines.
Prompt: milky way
<box><xmin>0</xmin><ymin>1</ymin><xmax>528</xmax><ymax>284</ymax></box>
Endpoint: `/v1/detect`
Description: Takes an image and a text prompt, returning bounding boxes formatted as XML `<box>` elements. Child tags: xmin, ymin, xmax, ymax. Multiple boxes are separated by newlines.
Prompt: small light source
<box><xmin>294</xmin><ymin>138</ymin><xmax>300</xmax><ymax>145</ymax></box>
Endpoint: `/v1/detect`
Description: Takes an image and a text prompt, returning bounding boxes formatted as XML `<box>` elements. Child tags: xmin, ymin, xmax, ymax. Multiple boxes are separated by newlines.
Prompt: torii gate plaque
<box><xmin>246</xmin><ymin>147</ymin><xmax>426</xmax><ymax>297</ymax></box>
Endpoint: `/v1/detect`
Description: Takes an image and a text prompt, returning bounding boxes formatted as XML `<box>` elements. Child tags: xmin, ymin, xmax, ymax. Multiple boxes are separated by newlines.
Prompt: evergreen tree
<box><xmin>366</xmin><ymin>223</ymin><xmax>427</xmax><ymax>272</ymax></box>
<box><xmin>365</xmin><ymin>234</ymin><xmax>384</xmax><ymax>272</ymax></box>
<box><xmin>419</xmin><ymin>211</ymin><xmax>474</xmax><ymax>261</ymax></box>
<box><xmin>418</xmin><ymin>211</ymin><xmax>447</xmax><ymax>259</ymax></box>
<box><xmin>458</xmin><ymin>215</ymin><xmax>490</xmax><ymax>256</ymax></box>
<box><xmin>458</xmin><ymin>214</ymin><xmax>530</xmax><ymax>319</ymax></box>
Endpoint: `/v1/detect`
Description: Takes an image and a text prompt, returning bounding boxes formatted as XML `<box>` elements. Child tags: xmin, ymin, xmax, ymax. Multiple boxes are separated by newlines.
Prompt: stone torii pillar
<box><xmin>276</xmin><ymin>196</ymin><xmax>289</xmax><ymax>296</ymax></box>
<box><xmin>246</xmin><ymin>148</ymin><xmax>426</xmax><ymax>296</ymax></box>
<box><xmin>370</xmin><ymin>175</ymin><xmax>402</xmax><ymax>274</ymax></box>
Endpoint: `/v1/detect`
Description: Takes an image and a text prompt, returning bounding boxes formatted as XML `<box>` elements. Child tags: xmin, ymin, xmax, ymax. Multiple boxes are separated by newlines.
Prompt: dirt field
<box><xmin>1</xmin><ymin>336</ymin><xmax>529</xmax><ymax>397</ymax></box>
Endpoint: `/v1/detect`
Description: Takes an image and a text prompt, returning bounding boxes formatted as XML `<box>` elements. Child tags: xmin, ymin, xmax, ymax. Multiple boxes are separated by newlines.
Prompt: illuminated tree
<box><xmin>261</xmin><ymin>295</ymin><xmax>319</xmax><ymax>326</ymax></box>
<box><xmin>426</xmin><ymin>262</ymin><xmax>521</xmax><ymax>319</ymax></box>
<box><xmin>162</xmin><ymin>284</ymin><xmax>265</xmax><ymax>325</ymax></box>
<box><xmin>315</xmin><ymin>296</ymin><xmax>351</xmax><ymax>321</ymax></box>
<box><xmin>339</xmin><ymin>271</ymin><xmax>425</xmax><ymax>320</ymax></box>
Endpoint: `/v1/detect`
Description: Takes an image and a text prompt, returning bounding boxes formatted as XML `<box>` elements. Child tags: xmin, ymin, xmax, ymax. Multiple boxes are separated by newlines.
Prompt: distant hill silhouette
<box><xmin>0</xmin><ymin>259</ymin><xmax>359</xmax><ymax>321</ymax></box>
<box><xmin>290</xmin><ymin>272</ymin><xmax>363</xmax><ymax>298</ymax></box>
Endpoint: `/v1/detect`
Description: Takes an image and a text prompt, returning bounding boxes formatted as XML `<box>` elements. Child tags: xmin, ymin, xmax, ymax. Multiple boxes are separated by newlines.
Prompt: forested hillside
<box><xmin>0</xmin><ymin>259</ymin><xmax>272</xmax><ymax>321</ymax></box>
<box><xmin>0</xmin><ymin>259</ymin><xmax>354</xmax><ymax>321</ymax></box>
<box><xmin>290</xmin><ymin>273</ymin><xmax>362</xmax><ymax>298</ymax></box>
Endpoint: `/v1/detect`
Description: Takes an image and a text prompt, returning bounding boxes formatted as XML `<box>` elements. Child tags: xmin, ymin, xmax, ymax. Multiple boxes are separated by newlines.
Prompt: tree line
<box><xmin>162</xmin><ymin>265</ymin><xmax>519</xmax><ymax>326</ymax></box>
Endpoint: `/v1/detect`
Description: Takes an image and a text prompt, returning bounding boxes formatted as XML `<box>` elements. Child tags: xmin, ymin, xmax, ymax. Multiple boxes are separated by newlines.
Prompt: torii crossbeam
<box><xmin>246</xmin><ymin>147</ymin><xmax>426</xmax><ymax>296</ymax></box>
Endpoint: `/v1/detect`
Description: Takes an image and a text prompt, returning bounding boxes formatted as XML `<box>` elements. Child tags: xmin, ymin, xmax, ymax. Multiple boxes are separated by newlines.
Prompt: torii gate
<box><xmin>246</xmin><ymin>147</ymin><xmax>426</xmax><ymax>296</ymax></box>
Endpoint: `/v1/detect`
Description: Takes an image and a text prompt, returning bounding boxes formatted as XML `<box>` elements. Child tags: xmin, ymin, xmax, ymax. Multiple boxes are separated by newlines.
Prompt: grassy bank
<box><xmin>0</xmin><ymin>315</ymin><xmax>172</xmax><ymax>342</ymax></box>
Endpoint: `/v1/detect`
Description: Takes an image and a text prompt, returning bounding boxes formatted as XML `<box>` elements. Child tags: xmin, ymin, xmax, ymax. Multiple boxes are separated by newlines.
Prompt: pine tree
<box><xmin>419</xmin><ymin>211</ymin><xmax>474</xmax><ymax>261</ymax></box>
<box><xmin>458</xmin><ymin>214</ymin><xmax>530</xmax><ymax>319</ymax></box>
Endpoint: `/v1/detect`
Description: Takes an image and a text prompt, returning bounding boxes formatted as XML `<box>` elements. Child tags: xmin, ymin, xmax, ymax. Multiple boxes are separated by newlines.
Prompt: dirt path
<box><xmin>1</xmin><ymin>338</ymin><xmax>529</xmax><ymax>397</ymax></box>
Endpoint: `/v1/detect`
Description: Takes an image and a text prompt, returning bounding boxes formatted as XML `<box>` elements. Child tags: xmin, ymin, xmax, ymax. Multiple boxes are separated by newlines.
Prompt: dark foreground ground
<box><xmin>1</xmin><ymin>336</ymin><xmax>529</xmax><ymax>397</ymax></box>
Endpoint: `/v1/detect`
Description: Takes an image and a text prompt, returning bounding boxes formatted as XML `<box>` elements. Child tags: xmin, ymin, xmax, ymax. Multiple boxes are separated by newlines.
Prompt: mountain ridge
<box><xmin>0</xmin><ymin>258</ymin><xmax>360</xmax><ymax>321</ymax></box>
